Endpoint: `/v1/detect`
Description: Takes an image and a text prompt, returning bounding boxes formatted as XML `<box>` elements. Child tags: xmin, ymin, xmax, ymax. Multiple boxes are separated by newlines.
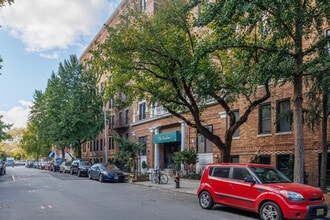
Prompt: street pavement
<box><xmin>132</xmin><ymin>177</ymin><xmax>330</xmax><ymax>218</ymax></box>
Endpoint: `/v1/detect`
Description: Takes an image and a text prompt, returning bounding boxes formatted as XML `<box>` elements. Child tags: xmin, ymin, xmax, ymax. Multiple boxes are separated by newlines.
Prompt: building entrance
<box><xmin>164</xmin><ymin>143</ymin><xmax>180</xmax><ymax>168</ymax></box>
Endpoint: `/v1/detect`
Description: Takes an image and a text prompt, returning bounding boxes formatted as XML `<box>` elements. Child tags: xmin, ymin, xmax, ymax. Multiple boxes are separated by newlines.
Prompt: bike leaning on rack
<box><xmin>150</xmin><ymin>169</ymin><xmax>168</xmax><ymax>184</ymax></box>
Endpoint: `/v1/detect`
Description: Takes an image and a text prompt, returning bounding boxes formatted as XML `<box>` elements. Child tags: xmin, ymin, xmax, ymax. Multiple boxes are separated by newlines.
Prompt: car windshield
<box><xmin>80</xmin><ymin>161</ymin><xmax>91</xmax><ymax>166</ymax></box>
<box><xmin>104</xmin><ymin>164</ymin><xmax>119</xmax><ymax>171</ymax></box>
<box><xmin>249</xmin><ymin>166</ymin><xmax>291</xmax><ymax>183</ymax></box>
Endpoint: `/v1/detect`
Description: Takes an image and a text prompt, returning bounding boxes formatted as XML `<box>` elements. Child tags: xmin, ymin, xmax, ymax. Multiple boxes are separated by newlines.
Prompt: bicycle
<box><xmin>150</xmin><ymin>169</ymin><xmax>168</xmax><ymax>184</ymax></box>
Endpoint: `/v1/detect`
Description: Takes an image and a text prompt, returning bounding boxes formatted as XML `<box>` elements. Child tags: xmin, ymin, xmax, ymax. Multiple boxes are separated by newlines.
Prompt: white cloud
<box><xmin>0</xmin><ymin>100</ymin><xmax>33</xmax><ymax>129</ymax></box>
<box><xmin>0</xmin><ymin>0</ymin><xmax>119</xmax><ymax>57</ymax></box>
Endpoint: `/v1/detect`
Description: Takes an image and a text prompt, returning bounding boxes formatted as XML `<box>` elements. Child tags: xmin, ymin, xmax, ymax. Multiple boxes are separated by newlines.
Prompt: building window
<box><xmin>139</xmin><ymin>102</ymin><xmax>146</xmax><ymax>120</ymax></box>
<box><xmin>100</xmin><ymin>139</ymin><xmax>103</xmax><ymax>152</ymax></box>
<box><xmin>277</xmin><ymin>154</ymin><xmax>291</xmax><ymax>177</ymax></box>
<box><xmin>119</xmin><ymin>111</ymin><xmax>123</xmax><ymax>126</ymax></box>
<box><xmin>260</xmin><ymin>155</ymin><xmax>271</xmax><ymax>164</ymax></box>
<box><xmin>96</xmin><ymin>140</ymin><xmax>99</xmax><ymax>151</ymax></box>
<box><xmin>325</xmin><ymin>28</ymin><xmax>330</xmax><ymax>53</ymax></box>
<box><xmin>276</xmin><ymin>99</ymin><xmax>291</xmax><ymax>133</ymax></box>
<box><xmin>125</xmin><ymin>109</ymin><xmax>129</xmax><ymax>125</ymax></box>
<box><xmin>233</xmin><ymin>110</ymin><xmax>240</xmax><ymax>137</ymax></box>
<box><xmin>231</xmin><ymin>155</ymin><xmax>239</xmax><ymax>163</ymax></box>
<box><xmin>197</xmin><ymin>125</ymin><xmax>213</xmax><ymax>153</ymax></box>
<box><xmin>139</xmin><ymin>136</ymin><xmax>147</xmax><ymax>156</ymax></box>
<box><xmin>89</xmin><ymin>141</ymin><xmax>92</xmax><ymax>152</ymax></box>
<box><xmin>259</xmin><ymin>103</ymin><xmax>271</xmax><ymax>134</ymax></box>
<box><xmin>109</xmin><ymin>137</ymin><xmax>114</xmax><ymax>150</ymax></box>
<box><xmin>140</xmin><ymin>0</ymin><xmax>146</xmax><ymax>11</ymax></box>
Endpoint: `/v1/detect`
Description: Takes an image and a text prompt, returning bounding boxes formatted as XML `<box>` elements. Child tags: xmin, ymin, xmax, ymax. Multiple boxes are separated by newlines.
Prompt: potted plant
<box><xmin>141</xmin><ymin>160</ymin><xmax>147</xmax><ymax>174</ymax></box>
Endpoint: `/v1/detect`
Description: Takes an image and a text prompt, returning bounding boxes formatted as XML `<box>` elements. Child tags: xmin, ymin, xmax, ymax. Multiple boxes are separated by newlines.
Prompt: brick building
<box><xmin>80</xmin><ymin>0</ymin><xmax>330</xmax><ymax>186</ymax></box>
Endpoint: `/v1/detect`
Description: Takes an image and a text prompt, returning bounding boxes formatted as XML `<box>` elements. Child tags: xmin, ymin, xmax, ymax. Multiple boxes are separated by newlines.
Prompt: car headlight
<box><xmin>280</xmin><ymin>190</ymin><xmax>305</xmax><ymax>202</ymax></box>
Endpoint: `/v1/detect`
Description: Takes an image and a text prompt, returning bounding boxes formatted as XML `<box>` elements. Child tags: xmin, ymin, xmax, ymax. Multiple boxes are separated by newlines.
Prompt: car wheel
<box><xmin>99</xmin><ymin>174</ymin><xmax>104</xmax><ymax>182</ymax></box>
<box><xmin>199</xmin><ymin>191</ymin><xmax>214</xmax><ymax>209</ymax></box>
<box><xmin>260</xmin><ymin>201</ymin><xmax>283</xmax><ymax>220</ymax></box>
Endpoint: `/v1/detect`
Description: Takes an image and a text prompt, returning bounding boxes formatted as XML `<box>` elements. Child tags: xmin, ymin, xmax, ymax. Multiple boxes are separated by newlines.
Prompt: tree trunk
<box><xmin>293</xmin><ymin>73</ymin><xmax>304</xmax><ymax>184</ymax></box>
<box><xmin>320</xmin><ymin>89</ymin><xmax>329</xmax><ymax>191</ymax></box>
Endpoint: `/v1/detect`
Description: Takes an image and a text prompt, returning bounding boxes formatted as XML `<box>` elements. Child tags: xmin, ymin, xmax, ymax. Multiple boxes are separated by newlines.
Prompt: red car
<box><xmin>197</xmin><ymin>163</ymin><xmax>327</xmax><ymax>220</ymax></box>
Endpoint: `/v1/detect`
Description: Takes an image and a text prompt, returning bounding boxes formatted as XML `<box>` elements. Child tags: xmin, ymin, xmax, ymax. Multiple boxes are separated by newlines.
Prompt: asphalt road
<box><xmin>0</xmin><ymin>166</ymin><xmax>259</xmax><ymax>220</ymax></box>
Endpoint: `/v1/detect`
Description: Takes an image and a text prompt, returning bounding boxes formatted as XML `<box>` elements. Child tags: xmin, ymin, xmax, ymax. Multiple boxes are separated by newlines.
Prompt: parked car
<box><xmin>40</xmin><ymin>161</ymin><xmax>47</xmax><ymax>170</ymax></box>
<box><xmin>51</xmin><ymin>158</ymin><xmax>62</xmax><ymax>172</ymax></box>
<box><xmin>88</xmin><ymin>163</ymin><xmax>125</xmax><ymax>182</ymax></box>
<box><xmin>33</xmin><ymin>161</ymin><xmax>40</xmax><ymax>168</ymax></box>
<box><xmin>25</xmin><ymin>160</ymin><xmax>35</xmax><ymax>168</ymax></box>
<box><xmin>70</xmin><ymin>159</ymin><xmax>92</xmax><ymax>177</ymax></box>
<box><xmin>0</xmin><ymin>159</ymin><xmax>6</xmax><ymax>175</ymax></box>
<box><xmin>59</xmin><ymin>161</ymin><xmax>71</xmax><ymax>173</ymax></box>
<box><xmin>44</xmin><ymin>161</ymin><xmax>52</xmax><ymax>171</ymax></box>
<box><xmin>197</xmin><ymin>163</ymin><xmax>328</xmax><ymax>220</ymax></box>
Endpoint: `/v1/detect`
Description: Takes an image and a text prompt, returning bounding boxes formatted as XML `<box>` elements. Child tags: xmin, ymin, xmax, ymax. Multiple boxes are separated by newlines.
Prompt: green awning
<box><xmin>153</xmin><ymin>131</ymin><xmax>181</xmax><ymax>144</ymax></box>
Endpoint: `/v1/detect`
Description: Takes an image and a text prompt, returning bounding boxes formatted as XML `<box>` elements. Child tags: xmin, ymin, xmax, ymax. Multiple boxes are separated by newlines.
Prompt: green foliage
<box><xmin>194</xmin><ymin>0</ymin><xmax>330</xmax><ymax>183</ymax></box>
<box><xmin>28</xmin><ymin>54</ymin><xmax>104</xmax><ymax>158</ymax></box>
<box><xmin>0</xmin><ymin>0</ymin><xmax>14</xmax><ymax>7</ymax></box>
<box><xmin>91</xmin><ymin>0</ymin><xmax>271</xmax><ymax>162</ymax></box>
<box><xmin>0</xmin><ymin>115</ymin><xmax>12</xmax><ymax>142</ymax></box>
<box><xmin>172</xmin><ymin>149</ymin><xmax>198</xmax><ymax>172</ymax></box>
<box><xmin>20</xmin><ymin>122</ymin><xmax>51</xmax><ymax>160</ymax></box>
<box><xmin>141</xmin><ymin>160</ymin><xmax>147</xmax><ymax>169</ymax></box>
<box><xmin>113</xmin><ymin>134</ymin><xmax>145</xmax><ymax>174</ymax></box>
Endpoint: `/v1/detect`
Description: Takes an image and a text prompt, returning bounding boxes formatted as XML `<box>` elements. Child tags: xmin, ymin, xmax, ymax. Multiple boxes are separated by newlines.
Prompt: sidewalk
<box><xmin>131</xmin><ymin>176</ymin><xmax>199</xmax><ymax>195</ymax></box>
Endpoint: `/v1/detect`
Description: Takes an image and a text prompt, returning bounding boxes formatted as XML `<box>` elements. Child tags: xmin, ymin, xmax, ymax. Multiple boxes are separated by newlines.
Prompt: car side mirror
<box><xmin>244</xmin><ymin>176</ymin><xmax>256</xmax><ymax>183</ymax></box>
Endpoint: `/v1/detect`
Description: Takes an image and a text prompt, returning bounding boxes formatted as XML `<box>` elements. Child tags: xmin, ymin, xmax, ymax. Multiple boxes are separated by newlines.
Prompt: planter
<box><xmin>133</xmin><ymin>175</ymin><xmax>149</xmax><ymax>182</ymax></box>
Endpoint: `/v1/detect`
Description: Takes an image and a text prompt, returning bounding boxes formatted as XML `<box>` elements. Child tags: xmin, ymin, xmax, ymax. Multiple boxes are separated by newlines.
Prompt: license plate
<box><xmin>114</xmin><ymin>176</ymin><xmax>118</xmax><ymax>180</ymax></box>
<box><xmin>317</xmin><ymin>208</ymin><xmax>324</xmax><ymax>216</ymax></box>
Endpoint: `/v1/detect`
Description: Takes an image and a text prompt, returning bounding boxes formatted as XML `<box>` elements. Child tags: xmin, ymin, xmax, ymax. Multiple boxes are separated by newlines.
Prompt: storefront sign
<box><xmin>153</xmin><ymin>131</ymin><xmax>181</xmax><ymax>144</ymax></box>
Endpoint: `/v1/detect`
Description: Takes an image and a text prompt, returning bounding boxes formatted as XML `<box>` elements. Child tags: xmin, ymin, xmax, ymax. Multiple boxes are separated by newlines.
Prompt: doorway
<box><xmin>164</xmin><ymin>143</ymin><xmax>180</xmax><ymax>168</ymax></box>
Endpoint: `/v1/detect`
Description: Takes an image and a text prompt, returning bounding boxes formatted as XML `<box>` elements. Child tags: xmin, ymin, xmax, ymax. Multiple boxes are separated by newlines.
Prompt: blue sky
<box><xmin>0</xmin><ymin>0</ymin><xmax>121</xmax><ymax>128</ymax></box>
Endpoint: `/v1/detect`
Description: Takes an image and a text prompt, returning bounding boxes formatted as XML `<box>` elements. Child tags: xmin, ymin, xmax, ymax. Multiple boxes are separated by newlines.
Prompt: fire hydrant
<box><xmin>174</xmin><ymin>173</ymin><xmax>180</xmax><ymax>188</ymax></box>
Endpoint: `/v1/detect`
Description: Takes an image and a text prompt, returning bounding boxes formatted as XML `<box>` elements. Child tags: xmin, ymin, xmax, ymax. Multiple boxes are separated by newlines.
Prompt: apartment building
<box><xmin>80</xmin><ymin>0</ymin><xmax>330</xmax><ymax>186</ymax></box>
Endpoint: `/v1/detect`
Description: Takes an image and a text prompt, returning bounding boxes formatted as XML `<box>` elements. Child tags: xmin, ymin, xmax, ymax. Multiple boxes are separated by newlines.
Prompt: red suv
<box><xmin>197</xmin><ymin>163</ymin><xmax>327</xmax><ymax>220</ymax></box>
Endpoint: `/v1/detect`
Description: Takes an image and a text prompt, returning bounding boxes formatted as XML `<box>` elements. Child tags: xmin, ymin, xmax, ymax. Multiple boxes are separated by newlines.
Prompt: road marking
<box><xmin>11</xmin><ymin>174</ymin><xmax>15</xmax><ymax>182</ymax></box>
<box><xmin>40</xmin><ymin>205</ymin><xmax>53</xmax><ymax>209</ymax></box>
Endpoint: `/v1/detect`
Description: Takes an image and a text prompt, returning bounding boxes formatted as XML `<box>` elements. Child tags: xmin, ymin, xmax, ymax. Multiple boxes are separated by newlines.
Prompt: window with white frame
<box><xmin>140</xmin><ymin>0</ymin><xmax>146</xmax><ymax>11</ymax></box>
<box><xmin>325</xmin><ymin>28</ymin><xmax>330</xmax><ymax>53</ymax></box>
<box><xmin>276</xmin><ymin>99</ymin><xmax>291</xmax><ymax>133</ymax></box>
<box><xmin>233</xmin><ymin>110</ymin><xmax>240</xmax><ymax>137</ymax></box>
<box><xmin>259</xmin><ymin>103</ymin><xmax>271</xmax><ymax>134</ymax></box>
<box><xmin>138</xmin><ymin>102</ymin><xmax>146</xmax><ymax>120</ymax></box>
<box><xmin>197</xmin><ymin>125</ymin><xmax>213</xmax><ymax>153</ymax></box>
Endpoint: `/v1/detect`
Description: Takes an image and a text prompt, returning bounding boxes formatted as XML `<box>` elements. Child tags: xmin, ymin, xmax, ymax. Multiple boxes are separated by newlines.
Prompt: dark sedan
<box><xmin>70</xmin><ymin>159</ymin><xmax>92</xmax><ymax>177</ymax></box>
<box><xmin>0</xmin><ymin>160</ymin><xmax>6</xmax><ymax>175</ymax></box>
<box><xmin>88</xmin><ymin>163</ymin><xmax>125</xmax><ymax>182</ymax></box>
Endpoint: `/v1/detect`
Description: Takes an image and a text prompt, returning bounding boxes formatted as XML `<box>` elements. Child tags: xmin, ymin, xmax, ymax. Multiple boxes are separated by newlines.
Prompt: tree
<box><xmin>91</xmin><ymin>0</ymin><xmax>271</xmax><ymax>163</ymax></box>
<box><xmin>0</xmin><ymin>0</ymin><xmax>13</xmax><ymax>7</ymax></box>
<box><xmin>173</xmin><ymin>148</ymin><xmax>198</xmax><ymax>176</ymax></box>
<box><xmin>193</xmin><ymin>0</ymin><xmax>330</xmax><ymax>183</ymax></box>
<box><xmin>113</xmin><ymin>134</ymin><xmax>145</xmax><ymax>178</ymax></box>
<box><xmin>29</xmin><ymin>55</ymin><xmax>104</xmax><ymax>159</ymax></box>
<box><xmin>0</xmin><ymin>115</ymin><xmax>12</xmax><ymax>142</ymax></box>
<box><xmin>305</xmin><ymin>55</ymin><xmax>330</xmax><ymax>190</ymax></box>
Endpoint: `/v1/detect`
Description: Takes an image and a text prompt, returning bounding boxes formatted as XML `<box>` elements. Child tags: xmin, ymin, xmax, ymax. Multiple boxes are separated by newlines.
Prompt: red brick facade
<box><xmin>80</xmin><ymin>0</ymin><xmax>330</xmax><ymax>186</ymax></box>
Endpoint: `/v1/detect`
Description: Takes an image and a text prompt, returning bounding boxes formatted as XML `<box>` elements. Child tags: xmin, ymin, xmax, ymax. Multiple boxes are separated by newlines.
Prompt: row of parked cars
<box><xmin>26</xmin><ymin>158</ymin><xmax>126</xmax><ymax>183</ymax></box>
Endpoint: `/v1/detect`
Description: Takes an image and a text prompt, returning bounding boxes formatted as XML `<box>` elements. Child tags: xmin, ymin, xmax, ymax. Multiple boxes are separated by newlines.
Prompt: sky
<box><xmin>0</xmin><ymin>0</ymin><xmax>121</xmax><ymax>129</ymax></box>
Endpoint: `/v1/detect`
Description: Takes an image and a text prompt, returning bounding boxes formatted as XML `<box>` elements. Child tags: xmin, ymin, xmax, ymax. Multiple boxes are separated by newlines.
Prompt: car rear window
<box><xmin>209</xmin><ymin>166</ymin><xmax>230</xmax><ymax>178</ymax></box>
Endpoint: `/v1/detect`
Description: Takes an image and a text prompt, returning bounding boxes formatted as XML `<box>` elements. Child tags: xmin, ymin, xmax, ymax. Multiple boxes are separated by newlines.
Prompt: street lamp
<box><xmin>80</xmin><ymin>82</ymin><xmax>108</xmax><ymax>164</ymax></box>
